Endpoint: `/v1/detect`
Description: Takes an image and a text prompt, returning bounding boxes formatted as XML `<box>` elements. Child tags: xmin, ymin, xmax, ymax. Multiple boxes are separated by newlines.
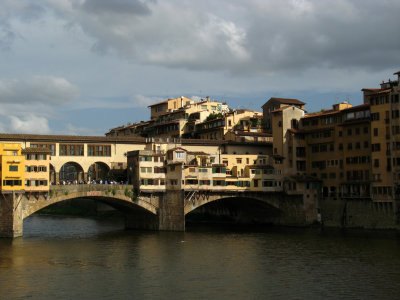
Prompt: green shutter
<box><xmin>222</xmin><ymin>167</ymin><xmax>226</xmax><ymax>173</ymax></box>
<box><xmin>213</xmin><ymin>180</ymin><xmax>216</xmax><ymax>186</ymax></box>
<box><xmin>212</xmin><ymin>167</ymin><xmax>216</xmax><ymax>173</ymax></box>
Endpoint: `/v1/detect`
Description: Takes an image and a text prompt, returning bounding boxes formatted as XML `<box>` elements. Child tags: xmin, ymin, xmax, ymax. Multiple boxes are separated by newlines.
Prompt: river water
<box><xmin>1</xmin><ymin>215</ymin><xmax>400</xmax><ymax>300</ymax></box>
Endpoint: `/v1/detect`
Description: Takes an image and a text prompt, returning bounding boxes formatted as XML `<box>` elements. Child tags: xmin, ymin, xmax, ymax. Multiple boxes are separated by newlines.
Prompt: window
<box><xmin>371</xmin><ymin>112</ymin><xmax>380</xmax><ymax>121</ymax></box>
<box><xmin>175</xmin><ymin>152</ymin><xmax>185</xmax><ymax>159</ymax></box>
<box><xmin>200</xmin><ymin>180</ymin><xmax>210</xmax><ymax>185</ymax></box>
<box><xmin>212</xmin><ymin>167</ymin><xmax>226</xmax><ymax>174</ymax></box>
<box><xmin>88</xmin><ymin>145</ymin><xmax>111</xmax><ymax>156</ymax></box>
<box><xmin>59</xmin><ymin>144</ymin><xmax>84</xmax><ymax>156</ymax></box>
<box><xmin>374</xmin><ymin>159</ymin><xmax>380</xmax><ymax>168</ymax></box>
<box><xmin>347</xmin><ymin>112</ymin><xmax>354</xmax><ymax>120</ymax></box>
<box><xmin>347</xmin><ymin>128</ymin><xmax>352</xmax><ymax>136</ymax></box>
<box><xmin>9</xmin><ymin>165</ymin><xmax>18</xmax><ymax>172</ymax></box>
<box><xmin>371</xmin><ymin>143</ymin><xmax>381</xmax><ymax>152</ymax></box>
<box><xmin>3</xmin><ymin>180</ymin><xmax>22</xmax><ymax>186</ymax></box>
<box><xmin>373</xmin><ymin>128</ymin><xmax>378</xmax><ymax>137</ymax></box>
<box><xmin>236</xmin><ymin>158</ymin><xmax>242</xmax><ymax>164</ymax></box>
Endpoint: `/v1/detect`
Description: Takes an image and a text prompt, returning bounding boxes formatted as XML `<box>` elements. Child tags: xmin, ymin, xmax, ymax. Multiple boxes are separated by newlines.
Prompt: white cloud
<box><xmin>8</xmin><ymin>114</ymin><xmax>50</xmax><ymax>134</ymax></box>
<box><xmin>66</xmin><ymin>94</ymin><xmax>162</xmax><ymax>110</ymax></box>
<box><xmin>0</xmin><ymin>76</ymin><xmax>80</xmax><ymax>104</ymax></box>
<box><xmin>61</xmin><ymin>123</ymin><xmax>98</xmax><ymax>136</ymax></box>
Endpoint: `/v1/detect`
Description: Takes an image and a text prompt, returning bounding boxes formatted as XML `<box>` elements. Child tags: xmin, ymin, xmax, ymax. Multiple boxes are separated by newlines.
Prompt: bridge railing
<box><xmin>50</xmin><ymin>184</ymin><xmax>133</xmax><ymax>194</ymax></box>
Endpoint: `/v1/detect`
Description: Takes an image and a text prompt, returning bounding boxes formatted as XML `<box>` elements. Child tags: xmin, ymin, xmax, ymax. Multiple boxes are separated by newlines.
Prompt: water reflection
<box><xmin>0</xmin><ymin>215</ymin><xmax>399</xmax><ymax>299</ymax></box>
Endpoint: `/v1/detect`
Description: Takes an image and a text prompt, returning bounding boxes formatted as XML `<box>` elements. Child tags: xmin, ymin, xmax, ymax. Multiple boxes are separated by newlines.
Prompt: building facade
<box><xmin>0</xmin><ymin>143</ymin><xmax>25</xmax><ymax>192</ymax></box>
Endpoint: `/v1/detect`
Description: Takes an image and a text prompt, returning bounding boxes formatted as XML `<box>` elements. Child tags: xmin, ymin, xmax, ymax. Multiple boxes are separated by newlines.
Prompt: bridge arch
<box><xmin>22</xmin><ymin>186</ymin><xmax>157</xmax><ymax>220</ymax></box>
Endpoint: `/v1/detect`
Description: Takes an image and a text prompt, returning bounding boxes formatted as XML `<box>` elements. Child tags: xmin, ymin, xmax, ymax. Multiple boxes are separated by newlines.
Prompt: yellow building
<box><xmin>196</xmin><ymin>109</ymin><xmax>263</xmax><ymax>140</ymax></box>
<box><xmin>22</xmin><ymin>147</ymin><xmax>51</xmax><ymax>192</ymax></box>
<box><xmin>0</xmin><ymin>143</ymin><xmax>25</xmax><ymax>192</ymax></box>
<box><xmin>298</xmin><ymin>103</ymin><xmax>371</xmax><ymax>198</ymax></box>
<box><xmin>148</xmin><ymin>96</ymin><xmax>195</xmax><ymax>119</ymax></box>
<box><xmin>362</xmin><ymin>74</ymin><xmax>399</xmax><ymax>201</ymax></box>
<box><xmin>127</xmin><ymin>145</ymin><xmax>281</xmax><ymax>193</ymax></box>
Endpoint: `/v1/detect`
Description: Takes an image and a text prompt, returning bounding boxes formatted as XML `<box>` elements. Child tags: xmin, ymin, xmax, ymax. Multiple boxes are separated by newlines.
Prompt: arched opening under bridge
<box><xmin>23</xmin><ymin>192</ymin><xmax>159</xmax><ymax>234</ymax></box>
<box><xmin>185</xmin><ymin>196</ymin><xmax>282</xmax><ymax>227</ymax></box>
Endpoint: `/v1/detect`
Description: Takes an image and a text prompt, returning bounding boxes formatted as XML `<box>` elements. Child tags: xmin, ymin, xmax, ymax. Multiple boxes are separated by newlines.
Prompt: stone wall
<box><xmin>320</xmin><ymin>197</ymin><xmax>400</xmax><ymax>229</ymax></box>
<box><xmin>0</xmin><ymin>193</ymin><xmax>24</xmax><ymax>238</ymax></box>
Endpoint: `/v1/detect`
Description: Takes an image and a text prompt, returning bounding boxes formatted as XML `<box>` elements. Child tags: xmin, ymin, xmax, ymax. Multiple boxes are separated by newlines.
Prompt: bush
<box><xmin>124</xmin><ymin>187</ymin><xmax>132</xmax><ymax>198</ymax></box>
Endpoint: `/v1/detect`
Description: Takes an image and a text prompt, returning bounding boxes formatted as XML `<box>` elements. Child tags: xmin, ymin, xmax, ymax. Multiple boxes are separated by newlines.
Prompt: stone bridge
<box><xmin>0</xmin><ymin>185</ymin><xmax>314</xmax><ymax>238</ymax></box>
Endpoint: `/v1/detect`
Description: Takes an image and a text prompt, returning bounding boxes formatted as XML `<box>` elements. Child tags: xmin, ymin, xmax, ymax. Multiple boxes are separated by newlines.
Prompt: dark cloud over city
<box><xmin>0</xmin><ymin>0</ymin><xmax>399</xmax><ymax>134</ymax></box>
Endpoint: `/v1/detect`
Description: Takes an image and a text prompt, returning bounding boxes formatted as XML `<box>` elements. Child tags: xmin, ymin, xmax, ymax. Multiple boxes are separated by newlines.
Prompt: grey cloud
<box><xmin>0</xmin><ymin>1</ymin><xmax>45</xmax><ymax>51</ymax></box>
<box><xmin>244</xmin><ymin>0</ymin><xmax>400</xmax><ymax>74</ymax></box>
<box><xmin>25</xmin><ymin>0</ymin><xmax>400</xmax><ymax>75</ymax></box>
<box><xmin>0</xmin><ymin>24</ymin><xmax>15</xmax><ymax>51</ymax></box>
<box><xmin>0</xmin><ymin>76</ymin><xmax>80</xmax><ymax>105</ymax></box>
<box><xmin>83</xmin><ymin>0</ymin><xmax>152</xmax><ymax>16</ymax></box>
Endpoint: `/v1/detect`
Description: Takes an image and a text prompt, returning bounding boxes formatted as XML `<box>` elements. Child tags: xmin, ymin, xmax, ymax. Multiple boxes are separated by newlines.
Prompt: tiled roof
<box><xmin>362</xmin><ymin>88</ymin><xmax>391</xmax><ymax>94</ymax></box>
<box><xmin>263</xmin><ymin>97</ymin><xmax>305</xmax><ymax>107</ymax></box>
<box><xmin>148</xmin><ymin>100</ymin><xmax>169</xmax><ymax>107</ymax></box>
<box><xmin>304</xmin><ymin>103</ymin><xmax>369</xmax><ymax>119</ymax></box>
<box><xmin>367</xmin><ymin>89</ymin><xmax>391</xmax><ymax>95</ymax></box>
<box><xmin>341</xmin><ymin>103</ymin><xmax>369</xmax><ymax>112</ymax></box>
<box><xmin>22</xmin><ymin>147</ymin><xmax>52</xmax><ymax>154</ymax></box>
<box><xmin>0</xmin><ymin>133</ymin><xmax>146</xmax><ymax>144</ymax></box>
<box><xmin>187</xmin><ymin>151</ymin><xmax>209</xmax><ymax>156</ymax></box>
<box><xmin>167</xmin><ymin>147</ymin><xmax>187</xmax><ymax>152</ymax></box>
<box><xmin>361</xmin><ymin>88</ymin><xmax>381</xmax><ymax>92</ymax></box>
<box><xmin>304</xmin><ymin>109</ymin><xmax>338</xmax><ymax>118</ymax></box>
<box><xmin>234</xmin><ymin>131</ymin><xmax>272</xmax><ymax>137</ymax></box>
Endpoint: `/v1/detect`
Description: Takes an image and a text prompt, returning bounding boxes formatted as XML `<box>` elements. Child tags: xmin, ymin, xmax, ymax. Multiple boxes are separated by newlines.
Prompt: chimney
<box><xmin>206</xmin><ymin>96</ymin><xmax>210</xmax><ymax>102</ymax></box>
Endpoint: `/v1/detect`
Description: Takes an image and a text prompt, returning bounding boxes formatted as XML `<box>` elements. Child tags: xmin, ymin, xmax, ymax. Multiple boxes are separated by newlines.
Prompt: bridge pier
<box><xmin>0</xmin><ymin>192</ymin><xmax>24</xmax><ymax>238</ymax></box>
<box><xmin>158</xmin><ymin>190</ymin><xmax>185</xmax><ymax>231</ymax></box>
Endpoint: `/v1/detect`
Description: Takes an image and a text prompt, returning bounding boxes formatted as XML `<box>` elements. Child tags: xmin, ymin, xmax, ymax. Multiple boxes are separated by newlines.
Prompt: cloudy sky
<box><xmin>1</xmin><ymin>0</ymin><xmax>399</xmax><ymax>135</ymax></box>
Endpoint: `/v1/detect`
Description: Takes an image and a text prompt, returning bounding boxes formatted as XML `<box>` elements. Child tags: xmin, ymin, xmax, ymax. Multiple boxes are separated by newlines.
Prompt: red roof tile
<box><xmin>263</xmin><ymin>97</ymin><xmax>305</xmax><ymax>107</ymax></box>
